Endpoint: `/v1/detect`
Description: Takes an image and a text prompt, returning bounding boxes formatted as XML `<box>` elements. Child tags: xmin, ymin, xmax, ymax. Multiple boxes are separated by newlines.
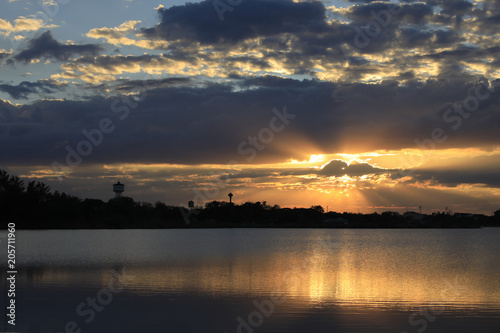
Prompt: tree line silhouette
<box><xmin>0</xmin><ymin>170</ymin><xmax>185</xmax><ymax>228</ymax></box>
<box><xmin>1</xmin><ymin>169</ymin><xmax>499</xmax><ymax>229</ymax></box>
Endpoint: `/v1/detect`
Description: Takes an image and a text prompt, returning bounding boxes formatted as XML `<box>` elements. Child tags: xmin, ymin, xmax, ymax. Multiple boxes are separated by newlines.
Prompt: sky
<box><xmin>1</xmin><ymin>0</ymin><xmax>499</xmax><ymax>214</ymax></box>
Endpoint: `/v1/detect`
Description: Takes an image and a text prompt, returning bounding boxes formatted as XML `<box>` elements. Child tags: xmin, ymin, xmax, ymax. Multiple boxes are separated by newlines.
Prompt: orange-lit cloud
<box><xmin>8</xmin><ymin>147</ymin><xmax>500</xmax><ymax>214</ymax></box>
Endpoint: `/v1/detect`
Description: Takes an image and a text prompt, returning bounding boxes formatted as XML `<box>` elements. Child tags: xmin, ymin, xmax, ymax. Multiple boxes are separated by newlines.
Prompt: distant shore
<box><xmin>4</xmin><ymin>206</ymin><xmax>497</xmax><ymax>230</ymax></box>
<box><xmin>2</xmin><ymin>169</ymin><xmax>499</xmax><ymax>230</ymax></box>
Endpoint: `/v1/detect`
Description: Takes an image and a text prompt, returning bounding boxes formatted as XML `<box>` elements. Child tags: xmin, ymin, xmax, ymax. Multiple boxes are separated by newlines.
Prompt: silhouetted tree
<box><xmin>0</xmin><ymin>170</ymin><xmax>25</xmax><ymax>193</ymax></box>
<box><xmin>205</xmin><ymin>201</ymin><xmax>227</xmax><ymax>210</ymax></box>
<box><xmin>26</xmin><ymin>181</ymin><xmax>51</xmax><ymax>204</ymax></box>
<box><xmin>493</xmin><ymin>210</ymin><xmax>500</xmax><ymax>225</ymax></box>
<box><xmin>0</xmin><ymin>170</ymin><xmax>26</xmax><ymax>220</ymax></box>
<box><xmin>310</xmin><ymin>205</ymin><xmax>324</xmax><ymax>213</ymax></box>
<box><xmin>82</xmin><ymin>198</ymin><xmax>105</xmax><ymax>220</ymax></box>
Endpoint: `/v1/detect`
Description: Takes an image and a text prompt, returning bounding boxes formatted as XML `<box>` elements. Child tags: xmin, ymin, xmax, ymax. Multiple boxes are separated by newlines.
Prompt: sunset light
<box><xmin>2</xmin><ymin>1</ymin><xmax>500</xmax><ymax>332</ymax></box>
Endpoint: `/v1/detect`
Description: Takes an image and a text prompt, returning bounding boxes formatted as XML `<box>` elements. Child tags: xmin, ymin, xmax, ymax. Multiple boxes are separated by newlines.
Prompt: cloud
<box><xmin>112</xmin><ymin>77</ymin><xmax>192</xmax><ymax>93</ymax></box>
<box><xmin>86</xmin><ymin>20</ymin><xmax>169</xmax><ymax>49</ymax></box>
<box><xmin>433</xmin><ymin>0</ymin><xmax>473</xmax><ymax>15</ymax></box>
<box><xmin>1</xmin><ymin>2</ymin><xmax>499</xmax><ymax>168</ymax></box>
<box><xmin>54</xmin><ymin>54</ymin><xmax>196</xmax><ymax>84</ymax></box>
<box><xmin>27</xmin><ymin>0</ymin><xmax>493</xmax><ymax>88</ymax></box>
<box><xmin>12</xmin><ymin>31</ymin><xmax>103</xmax><ymax>63</ymax></box>
<box><xmin>92</xmin><ymin>0</ymin><xmax>490</xmax><ymax>86</ymax></box>
<box><xmin>346</xmin><ymin>2</ymin><xmax>433</xmax><ymax>24</ymax></box>
<box><xmin>217</xmin><ymin>160</ymin><xmax>395</xmax><ymax>181</ymax></box>
<box><xmin>56</xmin><ymin>51</ymin><xmax>274</xmax><ymax>84</ymax></box>
<box><xmin>0</xmin><ymin>75</ymin><xmax>498</xmax><ymax>169</ymax></box>
<box><xmin>396</xmin><ymin>154</ymin><xmax>500</xmax><ymax>188</ymax></box>
<box><xmin>347</xmin><ymin>0</ymin><xmax>390</xmax><ymax>3</ymax></box>
<box><xmin>0</xmin><ymin>49</ymin><xmax>12</xmax><ymax>64</ymax></box>
<box><xmin>408</xmin><ymin>169</ymin><xmax>500</xmax><ymax>188</ymax></box>
<box><xmin>0</xmin><ymin>16</ymin><xmax>58</xmax><ymax>36</ymax></box>
<box><xmin>0</xmin><ymin>79</ymin><xmax>65</xmax><ymax>99</ymax></box>
<box><xmin>318</xmin><ymin>160</ymin><xmax>393</xmax><ymax>177</ymax></box>
<box><xmin>141</xmin><ymin>0</ymin><xmax>328</xmax><ymax>45</ymax></box>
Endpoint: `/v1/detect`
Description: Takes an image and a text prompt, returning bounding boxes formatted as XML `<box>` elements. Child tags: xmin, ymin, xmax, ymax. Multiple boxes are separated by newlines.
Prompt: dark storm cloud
<box><xmin>112</xmin><ymin>78</ymin><xmax>192</xmax><ymax>92</ymax></box>
<box><xmin>348</xmin><ymin>0</ymin><xmax>389</xmax><ymax>3</ymax></box>
<box><xmin>433</xmin><ymin>45</ymin><xmax>500</xmax><ymax>59</ymax></box>
<box><xmin>239</xmin><ymin>76</ymin><xmax>322</xmax><ymax>89</ymax></box>
<box><xmin>399</xmin><ymin>27</ymin><xmax>434</xmax><ymax>46</ymax></box>
<box><xmin>0</xmin><ymin>80</ymin><xmax>65</xmax><ymax>100</ymax></box>
<box><xmin>406</xmin><ymin>170</ymin><xmax>500</xmax><ymax>188</ymax></box>
<box><xmin>318</xmin><ymin>160</ymin><xmax>392</xmax><ymax>177</ymax></box>
<box><xmin>394</xmin><ymin>154</ymin><xmax>500</xmax><ymax>188</ymax></box>
<box><xmin>13</xmin><ymin>31</ymin><xmax>102</xmax><ymax>63</ymax></box>
<box><xmin>402</xmin><ymin>0</ymin><xmax>473</xmax><ymax>25</ymax></box>
<box><xmin>1</xmin><ymin>76</ymin><xmax>499</xmax><ymax>168</ymax></box>
<box><xmin>139</xmin><ymin>0</ymin><xmax>403</xmax><ymax>61</ymax></box>
<box><xmin>346</xmin><ymin>2</ymin><xmax>433</xmax><ymax>24</ymax></box>
<box><xmin>131</xmin><ymin>0</ymin><xmax>486</xmax><ymax>77</ymax></box>
<box><xmin>141</xmin><ymin>0</ymin><xmax>328</xmax><ymax>45</ymax></box>
<box><xmin>0</xmin><ymin>51</ymin><xmax>10</xmax><ymax>62</ymax></box>
<box><xmin>401</xmin><ymin>0</ymin><xmax>473</xmax><ymax>10</ymax></box>
<box><xmin>139</xmin><ymin>0</ymin><xmax>440</xmax><ymax>56</ymax></box>
<box><xmin>434</xmin><ymin>29</ymin><xmax>462</xmax><ymax>45</ymax></box>
<box><xmin>454</xmin><ymin>0</ymin><xmax>500</xmax><ymax>33</ymax></box>
<box><xmin>434</xmin><ymin>0</ymin><xmax>473</xmax><ymax>14</ymax></box>
<box><xmin>484</xmin><ymin>15</ymin><xmax>500</xmax><ymax>27</ymax></box>
<box><xmin>51</xmin><ymin>0</ymin><xmax>491</xmax><ymax>87</ymax></box>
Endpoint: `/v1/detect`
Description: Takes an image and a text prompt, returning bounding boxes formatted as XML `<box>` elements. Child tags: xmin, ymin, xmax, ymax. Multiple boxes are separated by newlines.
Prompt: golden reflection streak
<box><xmin>61</xmin><ymin>255</ymin><xmax>499</xmax><ymax>310</ymax></box>
<box><xmin>22</xmin><ymin>243</ymin><xmax>500</xmax><ymax>312</ymax></box>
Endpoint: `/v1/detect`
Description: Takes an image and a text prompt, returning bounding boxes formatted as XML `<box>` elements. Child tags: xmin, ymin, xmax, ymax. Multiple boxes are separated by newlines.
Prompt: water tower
<box><xmin>113</xmin><ymin>181</ymin><xmax>125</xmax><ymax>198</ymax></box>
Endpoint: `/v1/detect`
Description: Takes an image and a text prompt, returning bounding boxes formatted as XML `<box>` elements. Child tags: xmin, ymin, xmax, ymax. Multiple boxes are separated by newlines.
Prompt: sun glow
<box><xmin>11</xmin><ymin>147</ymin><xmax>500</xmax><ymax>214</ymax></box>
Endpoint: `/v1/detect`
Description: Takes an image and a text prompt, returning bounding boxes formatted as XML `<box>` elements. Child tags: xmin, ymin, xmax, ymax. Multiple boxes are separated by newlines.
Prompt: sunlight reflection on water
<box><xmin>3</xmin><ymin>228</ymin><xmax>500</xmax><ymax>332</ymax></box>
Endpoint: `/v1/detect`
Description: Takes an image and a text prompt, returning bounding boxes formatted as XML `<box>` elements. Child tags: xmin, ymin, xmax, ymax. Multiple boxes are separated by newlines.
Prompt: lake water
<box><xmin>1</xmin><ymin>228</ymin><xmax>500</xmax><ymax>332</ymax></box>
